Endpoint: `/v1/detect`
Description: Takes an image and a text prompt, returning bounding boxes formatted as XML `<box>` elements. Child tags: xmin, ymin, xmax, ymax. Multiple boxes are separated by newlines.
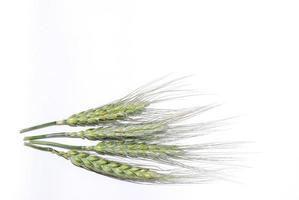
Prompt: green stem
<box><xmin>24</xmin><ymin>142</ymin><xmax>56</xmax><ymax>153</ymax></box>
<box><xmin>23</xmin><ymin>132</ymin><xmax>68</xmax><ymax>141</ymax></box>
<box><xmin>20</xmin><ymin>121</ymin><xmax>59</xmax><ymax>133</ymax></box>
<box><xmin>24</xmin><ymin>142</ymin><xmax>70</xmax><ymax>159</ymax></box>
<box><xmin>29</xmin><ymin>140</ymin><xmax>88</xmax><ymax>151</ymax></box>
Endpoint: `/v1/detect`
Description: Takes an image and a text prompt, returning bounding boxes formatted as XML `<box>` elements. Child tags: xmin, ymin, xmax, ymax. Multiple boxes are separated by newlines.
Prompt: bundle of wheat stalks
<box><xmin>21</xmin><ymin>76</ymin><xmax>242</xmax><ymax>184</ymax></box>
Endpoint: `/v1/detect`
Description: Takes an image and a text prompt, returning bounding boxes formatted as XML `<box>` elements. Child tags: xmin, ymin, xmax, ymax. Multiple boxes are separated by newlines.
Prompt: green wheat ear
<box><xmin>23</xmin><ymin>116</ymin><xmax>224</xmax><ymax>142</ymax></box>
<box><xmin>25</xmin><ymin>142</ymin><xmax>231</xmax><ymax>184</ymax></box>
<box><xmin>64</xmin><ymin>101</ymin><xmax>148</xmax><ymax>126</ymax></box>
<box><xmin>27</xmin><ymin>139</ymin><xmax>243</xmax><ymax>171</ymax></box>
<box><xmin>20</xmin><ymin>102</ymin><xmax>148</xmax><ymax>133</ymax></box>
<box><xmin>23</xmin><ymin>122</ymin><xmax>167</xmax><ymax>141</ymax></box>
<box><xmin>28</xmin><ymin>140</ymin><xmax>181</xmax><ymax>158</ymax></box>
<box><xmin>24</xmin><ymin>142</ymin><xmax>169</xmax><ymax>183</ymax></box>
<box><xmin>20</xmin><ymin>76</ymin><xmax>197</xmax><ymax>133</ymax></box>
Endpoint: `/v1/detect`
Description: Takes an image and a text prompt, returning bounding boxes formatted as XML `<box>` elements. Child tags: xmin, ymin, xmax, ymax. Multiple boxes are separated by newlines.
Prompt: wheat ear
<box><xmin>20</xmin><ymin>76</ymin><xmax>199</xmax><ymax>133</ymax></box>
<box><xmin>28</xmin><ymin>140</ymin><xmax>243</xmax><ymax>169</ymax></box>
<box><xmin>25</xmin><ymin>142</ymin><xmax>227</xmax><ymax>184</ymax></box>
<box><xmin>23</xmin><ymin>105</ymin><xmax>221</xmax><ymax>142</ymax></box>
<box><xmin>24</xmin><ymin>142</ymin><xmax>167</xmax><ymax>183</ymax></box>
<box><xmin>23</xmin><ymin>120</ymin><xmax>224</xmax><ymax>142</ymax></box>
<box><xmin>23</xmin><ymin>122</ymin><xmax>167</xmax><ymax>141</ymax></box>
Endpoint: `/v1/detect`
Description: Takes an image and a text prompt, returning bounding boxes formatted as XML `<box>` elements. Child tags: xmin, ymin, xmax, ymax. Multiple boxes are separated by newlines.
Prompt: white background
<box><xmin>0</xmin><ymin>0</ymin><xmax>299</xmax><ymax>199</ymax></box>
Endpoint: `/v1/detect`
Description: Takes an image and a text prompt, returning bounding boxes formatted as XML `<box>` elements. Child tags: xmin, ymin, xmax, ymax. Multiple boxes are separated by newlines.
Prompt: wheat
<box><xmin>28</xmin><ymin>140</ymin><xmax>242</xmax><ymax>169</ymax></box>
<box><xmin>25</xmin><ymin>142</ymin><xmax>165</xmax><ymax>182</ymax></box>
<box><xmin>24</xmin><ymin>142</ymin><xmax>221</xmax><ymax>184</ymax></box>
<box><xmin>23</xmin><ymin>107</ymin><xmax>221</xmax><ymax>142</ymax></box>
<box><xmin>21</xmin><ymin>76</ymin><xmax>242</xmax><ymax>184</ymax></box>
<box><xmin>24</xmin><ymin>122</ymin><xmax>167</xmax><ymax>141</ymax></box>
<box><xmin>20</xmin><ymin>76</ymin><xmax>198</xmax><ymax>133</ymax></box>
